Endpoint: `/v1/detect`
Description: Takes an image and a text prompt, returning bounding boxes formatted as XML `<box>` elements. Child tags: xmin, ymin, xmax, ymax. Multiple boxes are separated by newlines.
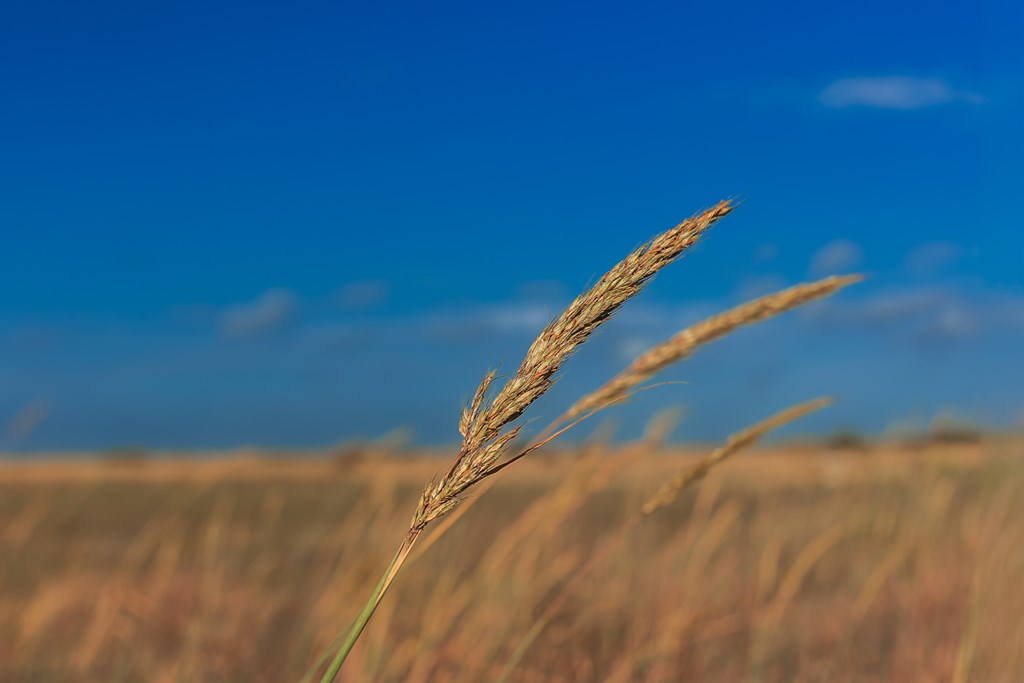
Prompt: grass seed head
<box><xmin>411</xmin><ymin>200</ymin><xmax>735</xmax><ymax>529</ymax></box>
<box><xmin>642</xmin><ymin>397</ymin><xmax>834</xmax><ymax>515</ymax></box>
<box><xmin>568</xmin><ymin>275</ymin><xmax>862</xmax><ymax>419</ymax></box>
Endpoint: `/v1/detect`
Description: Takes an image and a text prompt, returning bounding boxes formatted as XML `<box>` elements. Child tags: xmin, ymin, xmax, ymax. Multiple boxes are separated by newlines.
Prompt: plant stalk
<box><xmin>313</xmin><ymin>530</ymin><xmax>419</xmax><ymax>683</ymax></box>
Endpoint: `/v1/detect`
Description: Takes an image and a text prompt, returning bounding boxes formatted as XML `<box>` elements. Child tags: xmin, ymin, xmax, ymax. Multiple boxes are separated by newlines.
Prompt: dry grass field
<box><xmin>2</xmin><ymin>436</ymin><xmax>1022</xmax><ymax>682</ymax></box>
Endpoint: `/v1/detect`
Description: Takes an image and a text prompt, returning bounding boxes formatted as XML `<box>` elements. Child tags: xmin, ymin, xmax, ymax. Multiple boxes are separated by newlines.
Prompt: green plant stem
<box><xmin>312</xmin><ymin>532</ymin><xmax>418</xmax><ymax>683</ymax></box>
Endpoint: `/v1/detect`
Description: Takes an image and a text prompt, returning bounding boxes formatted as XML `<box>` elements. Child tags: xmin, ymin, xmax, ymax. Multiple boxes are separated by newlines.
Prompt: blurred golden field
<box><xmin>2</xmin><ymin>436</ymin><xmax>1022</xmax><ymax>682</ymax></box>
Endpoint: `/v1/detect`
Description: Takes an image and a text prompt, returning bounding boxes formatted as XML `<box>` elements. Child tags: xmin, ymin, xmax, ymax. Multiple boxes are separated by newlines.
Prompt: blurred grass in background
<box><xmin>1</xmin><ymin>436</ymin><xmax>1021</xmax><ymax>682</ymax></box>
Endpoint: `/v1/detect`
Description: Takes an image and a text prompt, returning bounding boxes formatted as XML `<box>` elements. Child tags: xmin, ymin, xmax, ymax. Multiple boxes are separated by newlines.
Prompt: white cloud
<box><xmin>221</xmin><ymin>288</ymin><xmax>297</xmax><ymax>337</ymax></box>
<box><xmin>418</xmin><ymin>302</ymin><xmax>553</xmax><ymax>344</ymax></box>
<box><xmin>420</xmin><ymin>299</ymin><xmax>716</xmax><ymax>343</ymax></box>
<box><xmin>11</xmin><ymin>278</ymin><xmax>1024</xmax><ymax>449</ymax></box>
<box><xmin>810</xmin><ymin>240</ymin><xmax>863</xmax><ymax>276</ymax></box>
<box><xmin>809</xmin><ymin>286</ymin><xmax>949</xmax><ymax>329</ymax></box>
<box><xmin>905</xmin><ymin>241</ymin><xmax>962</xmax><ymax>276</ymax></box>
<box><xmin>808</xmin><ymin>284</ymin><xmax>1024</xmax><ymax>345</ymax></box>
<box><xmin>484</xmin><ymin>302</ymin><xmax>553</xmax><ymax>332</ymax></box>
<box><xmin>819</xmin><ymin>76</ymin><xmax>981</xmax><ymax>110</ymax></box>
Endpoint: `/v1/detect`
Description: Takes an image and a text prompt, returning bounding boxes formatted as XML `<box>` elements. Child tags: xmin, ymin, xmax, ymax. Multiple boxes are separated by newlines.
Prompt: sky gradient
<box><xmin>2</xmin><ymin>0</ymin><xmax>1022</xmax><ymax>450</ymax></box>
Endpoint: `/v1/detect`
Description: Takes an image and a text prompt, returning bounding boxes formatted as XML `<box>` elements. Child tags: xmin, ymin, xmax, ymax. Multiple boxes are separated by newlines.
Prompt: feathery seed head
<box><xmin>642</xmin><ymin>397</ymin><xmax>833</xmax><ymax>515</ymax></box>
<box><xmin>411</xmin><ymin>200</ymin><xmax>735</xmax><ymax>528</ymax></box>
<box><xmin>568</xmin><ymin>275</ymin><xmax>862</xmax><ymax>419</ymax></box>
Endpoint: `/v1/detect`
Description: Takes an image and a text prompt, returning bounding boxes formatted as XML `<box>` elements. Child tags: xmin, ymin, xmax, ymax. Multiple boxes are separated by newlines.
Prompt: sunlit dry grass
<box><xmin>1</xmin><ymin>436</ymin><xmax>1022</xmax><ymax>682</ymax></box>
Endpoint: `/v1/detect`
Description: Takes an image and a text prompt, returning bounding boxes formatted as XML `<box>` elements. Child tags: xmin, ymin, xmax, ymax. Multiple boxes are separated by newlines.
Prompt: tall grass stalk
<box><xmin>308</xmin><ymin>201</ymin><xmax>733</xmax><ymax>681</ymax></box>
<box><xmin>409</xmin><ymin>274</ymin><xmax>858</xmax><ymax>566</ymax></box>
<box><xmin>305</xmin><ymin>200</ymin><xmax>861</xmax><ymax>682</ymax></box>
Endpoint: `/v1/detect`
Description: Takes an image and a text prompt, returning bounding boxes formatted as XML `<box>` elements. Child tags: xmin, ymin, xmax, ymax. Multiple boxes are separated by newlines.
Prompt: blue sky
<box><xmin>2</xmin><ymin>0</ymin><xmax>1022</xmax><ymax>450</ymax></box>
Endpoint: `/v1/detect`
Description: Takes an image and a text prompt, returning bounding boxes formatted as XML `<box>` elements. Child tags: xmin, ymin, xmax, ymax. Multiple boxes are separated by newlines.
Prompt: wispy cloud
<box><xmin>838</xmin><ymin>288</ymin><xmax>950</xmax><ymax>328</ymax></box>
<box><xmin>819</xmin><ymin>76</ymin><xmax>982</xmax><ymax>110</ymax></box>
<box><xmin>221</xmin><ymin>288</ymin><xmax>297</xmax><ymax>337</ymax></box>
<box><xmin>7</xmin><ymin>280</ymin><xmax>1024</xmax><ymax>450</ymax></box>
<box><xmin>419</xmin><ymin>302</ymin><xmax>556</xmax><ymax>344</ymax></box>
<box><xmin>810</xmin><ymin>240</ymin><xmax>863</xmax><ymax>276</ymax></box>
<box><xmin>806</xmin><ymin>284</ymin><xmax>1024</xmax><ymax>347</ymax></box>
